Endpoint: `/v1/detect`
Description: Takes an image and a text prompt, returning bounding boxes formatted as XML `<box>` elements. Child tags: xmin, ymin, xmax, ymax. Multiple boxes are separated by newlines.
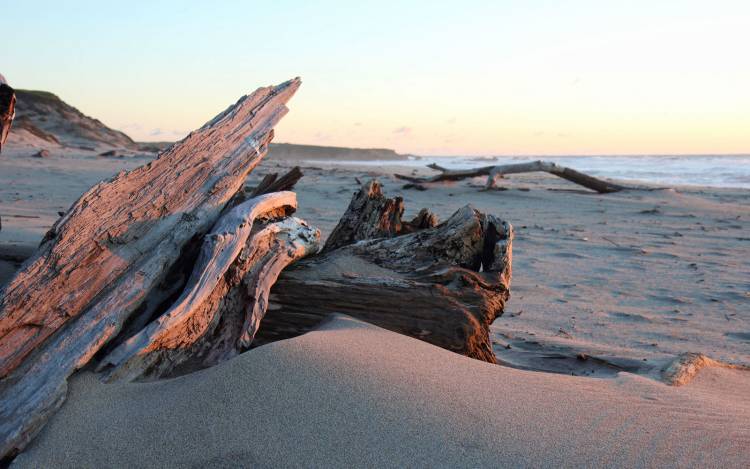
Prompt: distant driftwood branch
<box><xmin>396</xmin><ymin>160</ymin><xmax>637</xmax><ymax>193</ymax></box>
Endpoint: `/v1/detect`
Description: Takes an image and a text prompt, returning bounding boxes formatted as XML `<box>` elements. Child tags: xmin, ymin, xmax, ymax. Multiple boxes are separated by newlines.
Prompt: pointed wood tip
<box><xmin>275</xmin><ymin>77</ymin><xmax>302</xmax><ymax>93</ymax></box>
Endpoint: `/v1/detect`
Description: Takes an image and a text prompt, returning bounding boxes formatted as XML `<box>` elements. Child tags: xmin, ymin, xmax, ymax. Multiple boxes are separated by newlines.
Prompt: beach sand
<box><xmin>14</xmin><ymin>315</ymin><xmax>750</xmax><ymax>468</ymax></box>
<box><xmin>2</xmin><ymin>146</ymin><xmax>750</xmax><ymax>466</ymax></box>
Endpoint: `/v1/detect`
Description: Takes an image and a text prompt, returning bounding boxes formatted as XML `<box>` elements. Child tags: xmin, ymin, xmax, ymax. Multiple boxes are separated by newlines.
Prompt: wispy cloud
<box><xmin>313</xmin><ymin>131</ymin><xmax>332</xmax><ymax>142</ymax></box>
<box><xmin>148</xmin><ymin>128</ymin><xmax>189</xmax><ymax>139</ymax></box>
<box><xmin>393</xmin><ymin>126</ymin><xmax>412</xmax><ymax>135</ymax></box>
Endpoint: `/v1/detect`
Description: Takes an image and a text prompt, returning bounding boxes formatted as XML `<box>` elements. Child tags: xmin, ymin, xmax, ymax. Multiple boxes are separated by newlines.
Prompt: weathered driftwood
<box><xmin>0</xmin><ymin>81</ymin><xmax>15</xmax><ymax>152</ymax></box>
<box><xmin>0</xmin><ymin>78</ymin><xmax>300</xmax><ymax>377</ymax></box>
<box><xmin>0</xmin><ymin>79</ymin><xmax>301</xmax><ymax>459</ymax></box>
<box><xmin>249</xmin><ymin>166</ymin><xmax>304</xmax><ymax>197</ymax></box>
<box><xmin>98</xmin><ymin>192</ymin><xmax>320</xmax><ymax>382</ymax></box>
<box><xmin>254</xmin><ymin>182</ymin><xmax>513</xmax><ymax>363</ymax></box>
<box><xmin>395</xmin><ymin>160</ymin><xmax>630</xmax><ymax>193</ymax></box>
<box><xmin>322</xmin><ymin>180</ymin><xmax>438</xmax><ymax>252</ymax></box>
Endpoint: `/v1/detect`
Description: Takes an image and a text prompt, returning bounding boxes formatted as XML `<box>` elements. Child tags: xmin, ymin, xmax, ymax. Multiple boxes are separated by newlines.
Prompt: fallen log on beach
<box><xmin>395</xmin><ymin>160</ymin><xmax>632</xmax><ymax>193</ymax></box>
<box><xmin>0</xmin><ymin>78</ymin><xmax>302</xmax><ymax>459</ymax></box>
<box><xmin>254</xmin><ymin>180</ymin><xmax>514</xmax><ymax>363</ymax></box>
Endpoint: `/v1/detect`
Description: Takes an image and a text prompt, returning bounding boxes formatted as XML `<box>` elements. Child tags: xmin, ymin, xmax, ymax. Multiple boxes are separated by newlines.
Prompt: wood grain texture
<box><xmin>0</xmin><ymin>79</ymin><xmax>300</xmax><ymax>459</ymax></box>
<box><xmin>249</xmin><ymin>166</ymin><xmax>304</xmax><ymax>197</ymax></box>
<box><xmin>98</xmin><ymin>193</ymin><xmax>320</xmax><ymax>382</ymax></box>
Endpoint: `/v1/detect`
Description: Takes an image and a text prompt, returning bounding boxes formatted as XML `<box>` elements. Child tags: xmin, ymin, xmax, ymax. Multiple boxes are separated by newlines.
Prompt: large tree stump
<box><xmin>0</xmin><ymin>79</ymin><xmax>301</xmax><ymax>459</ymax></box>
<box><xmin>255</xmin><ymin>182</ymin><xmax>513</xmax><ymax>363</ymax></box>
<box><xmin>249</xmin><ymin>166</ymin><xmax>304</xmax><ymax>197</ymax></box>
<box><xmin>323</xmin><ymin>180</ymin><xmax>438</xmax><ymax>252</ymax></box>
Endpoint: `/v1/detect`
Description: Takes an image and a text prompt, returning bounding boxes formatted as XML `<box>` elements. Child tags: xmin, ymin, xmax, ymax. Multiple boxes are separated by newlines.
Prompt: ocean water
<box><xmin>311</xmin><ymin>155</ymin><xmax>750</xmax><ymax>189</ymax></box>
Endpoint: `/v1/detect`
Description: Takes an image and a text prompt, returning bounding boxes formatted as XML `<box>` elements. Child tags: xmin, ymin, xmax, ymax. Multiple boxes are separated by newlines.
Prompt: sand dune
<box><xmin>14</xmin><ymin>316</ymin><xmax>750</xmax><ymax>468</ymax></box>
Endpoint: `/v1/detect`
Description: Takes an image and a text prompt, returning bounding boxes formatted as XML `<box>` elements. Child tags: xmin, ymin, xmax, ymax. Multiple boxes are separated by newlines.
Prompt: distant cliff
<box><xmin>268</xmin><ymin>143</ymin><xmax>408</xmax><ymax>161</ymax></box>
<box><xmin>7</xmin><ymin>90</ymin><xmax>407</xmax><ymax>160</ymax></box>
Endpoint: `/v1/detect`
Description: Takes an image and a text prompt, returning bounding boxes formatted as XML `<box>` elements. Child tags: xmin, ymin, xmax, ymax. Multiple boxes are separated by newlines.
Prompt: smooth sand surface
<box><xmin>14</xmin><ymin>315</ymin><xmax>750</xmax><ymax>468</ymax></box>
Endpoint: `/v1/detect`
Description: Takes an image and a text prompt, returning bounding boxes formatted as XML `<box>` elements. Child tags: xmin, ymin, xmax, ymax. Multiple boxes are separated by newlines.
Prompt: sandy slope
<box><xmin>14</xmin><ymin>316</ymin><xmax>750</xmax><ymax>468</ymax></box>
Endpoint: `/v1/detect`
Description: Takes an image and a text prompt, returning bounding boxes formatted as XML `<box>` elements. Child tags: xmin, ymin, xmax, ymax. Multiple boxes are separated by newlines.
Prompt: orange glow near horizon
<box><xmin>4</xmin><ymin>1</ymin><xmax>749</xmax><ymax>156</ymax></box>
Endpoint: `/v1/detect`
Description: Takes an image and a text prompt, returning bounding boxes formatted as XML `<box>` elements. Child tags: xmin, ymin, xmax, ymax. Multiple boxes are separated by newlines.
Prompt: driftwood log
<box><xmin>254</xmin><ymin>181</ymin><xmax>513</xmax><ymax>363</ymax></box>
<box><xmin>395</xmin><ymin>160</ymin><xmax>631</xmax><ymax>193</ymax></box>
<box><xmin>98</xmin><ymin>193</ymin><xmax>320</xmax><ymax>382</ymax></box>
<box><xmin>0</xmin><ymin>79</ymin><xmax>301</xmax><ymax>459</ymax></box>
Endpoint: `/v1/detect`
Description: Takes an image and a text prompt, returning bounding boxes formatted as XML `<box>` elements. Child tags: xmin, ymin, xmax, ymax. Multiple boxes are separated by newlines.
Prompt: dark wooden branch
<box><xmin>249</xmin><ymin>166</ymin><xmax>303</xmax><ymax>197</ymax></box>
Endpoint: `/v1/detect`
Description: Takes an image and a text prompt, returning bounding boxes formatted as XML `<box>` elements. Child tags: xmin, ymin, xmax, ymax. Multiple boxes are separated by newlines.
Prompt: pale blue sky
<box><xmin>3</xmin><ymin>0</ymin><xmax>749</xmax><ymax>155</ymax></box>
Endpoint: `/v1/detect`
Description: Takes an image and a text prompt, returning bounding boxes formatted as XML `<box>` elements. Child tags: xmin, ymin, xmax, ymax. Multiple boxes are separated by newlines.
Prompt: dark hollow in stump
<box><xmin>254</xmin><ymin>181</ymin><xmax>513</xmax><ymax>363</ymax></box>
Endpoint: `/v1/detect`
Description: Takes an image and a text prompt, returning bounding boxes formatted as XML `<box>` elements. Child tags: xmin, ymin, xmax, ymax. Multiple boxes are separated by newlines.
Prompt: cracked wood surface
<box><xmin>98</xmin><ymin>193</ymin><xmax>320</xmax><ymax>382</ymax></box>
<box><xmin>255</xmin><ymin>183</ymin><xmax>513</xmax><ymax>363</ymax></box>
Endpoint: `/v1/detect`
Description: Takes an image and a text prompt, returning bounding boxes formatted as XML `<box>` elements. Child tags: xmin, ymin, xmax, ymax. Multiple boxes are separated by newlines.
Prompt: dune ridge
<box><xmin>14</xmin><ymin>316</ymin><xmax>750</xmax><ymax>468</ymax></box>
